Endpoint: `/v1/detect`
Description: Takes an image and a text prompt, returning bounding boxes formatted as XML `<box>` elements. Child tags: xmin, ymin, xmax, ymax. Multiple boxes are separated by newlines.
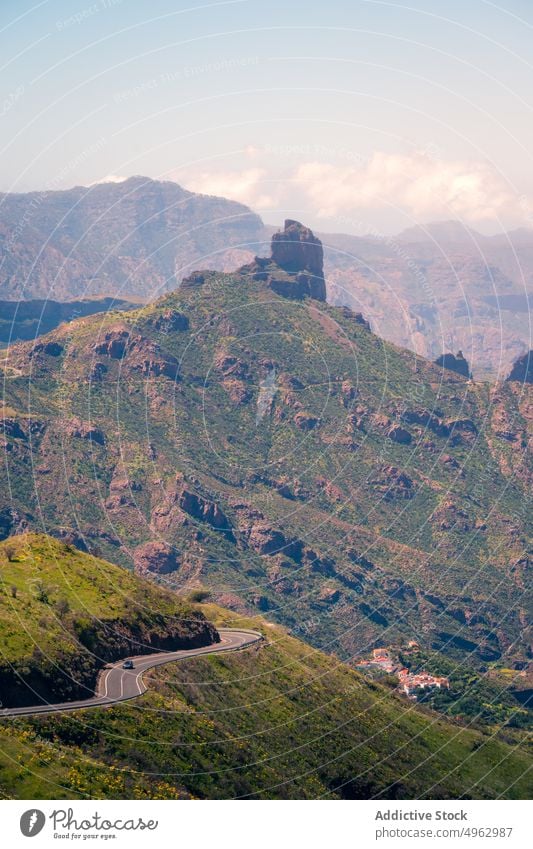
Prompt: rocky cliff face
<box><xmin>271</xmin><ymin>219</ymin><xmax>324</xmax><ymax>277</ymax></box>
<box><xmin>507</xmin><ymin>350</ymin><xmax>533</xmax><ymax>384</ymax></box>
<box><xmin>434</xmin><ymin>350</ymin><xmax>471</xmax><ymax>379</ymax></box>
<box><xmin>324</xmin><ymin>225</ymin><xmax>533</xmax><ymax>380</ymax></box>
<box><xmin>241</xmin><ymin>219</ymin><xmax>327</xmax><ymax>302</ymax></box>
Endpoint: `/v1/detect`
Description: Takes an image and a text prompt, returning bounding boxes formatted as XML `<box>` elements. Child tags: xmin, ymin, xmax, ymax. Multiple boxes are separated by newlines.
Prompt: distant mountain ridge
<box><xmin>1</xmin><ymin>177</ymin><xmax>531</xmax><ymax>378</ymax></box>
<box><xmin>0</xmin><ymin>175</ymin><xmax>265</xmax><ymax>301</ymax></box>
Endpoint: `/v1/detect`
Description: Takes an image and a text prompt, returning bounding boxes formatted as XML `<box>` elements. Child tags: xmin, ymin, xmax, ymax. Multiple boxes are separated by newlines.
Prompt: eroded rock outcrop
<box><xmin>243</xmin><ymin>220</ymin><xmax>327</xmax><ymax>301</ymax></box>
<box><xmin>134</xmin><ymin>540</ymin><xmax>181</xmax><ymax>575</ymax></box>
<box><xmin>94</xmin><ymin>326</ymin><xmax>130</xmax><ymax>359</ymax></box>
<box><xmin>387</xmin><ymin>425</ymin><xmax>412</xmax><ymax>445</ymax></box>
<box><xmin>30</xmin><ymin>340</ymin><xmax>64</xmax><ymax>358</ymax></box>
<box><xmin>432</xmin><ymin>499</ymin><xmax>472</xmax><ymax>532</ymax></box>
<box><xmin>506</xmin><ymin>350</ymin><xmax>532</xmax><ymax>384</ymax></box>
<box><xmin>294</xmin><ymin>411</ymin><xmax>319</xmax><ymax>431</ymax></box>
<box><xmin>434</xmin><ymin>350</ymin><xmax>471</xmax><ymax>379</ymax></box>
<box><xmin>94</xmin><ymin>326</ymin><xmax>180</xmax><ymax>379</ymax></box>
<box><xmin>214</xmin><ymin>351</ymin><xmax>252</xmax><ymax>404</ymax></box>
<box><xmin>338</xmin><ymin>305</ymin><xmax>371</xmax><ymax>331</ymax></box>
<box><xmin>271</xmin><ymin>219</ymin><xmax>324</xmax><ymax>277</ymax></box>
<box><xmin>150</xmin><ymin>309</ymin><xmax>189</xmax><ymax>333</ymax></box>
<box><xmin>178</xmin><ymin>487</ymin><xmax>234</xmax><ymax>541</ymax></box>
<box><xmin>372</xmin><ymin>465</ymin><xmax>415</xmax><ymax>500</ymax></box>
<box><xmin>232</xmin><ymin>502</ymin><xmax>303</xmax><ymax>560</ymax></box>
<box><xmin>65</xmin><ymin>417</ymin><xmax>106</xmax><ymax>446</ymax></box>
<box><xmin>400</xmin><ymin>408</ymin><xmax>449</xmax><ymax>437</ymax></box>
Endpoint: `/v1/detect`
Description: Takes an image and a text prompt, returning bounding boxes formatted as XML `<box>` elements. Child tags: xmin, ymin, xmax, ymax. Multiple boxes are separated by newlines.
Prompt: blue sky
<box><xmin>1</xmin><ymin>0</ymin><xmax>533</xmax><ymax>233</ymax></box>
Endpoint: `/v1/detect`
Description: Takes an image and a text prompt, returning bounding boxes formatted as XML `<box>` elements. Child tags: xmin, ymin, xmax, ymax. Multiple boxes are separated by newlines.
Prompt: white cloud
<box><xmin>292</xmin><ymin>152</ymin><xmax>525</xmax><ymax>224</ymax></box>
<box><xmin>90</xmin><ymin>174</ymin><xmax>128</xmax><ymax>185</ymax></box>
<box><xmin>182</xmin><ymin>167</ymin><xmax>278</xmax><ymax>209</ymax></box>
<box><xmin>177</xmin><ymin>151</ymin><xmax>529</xmax><ymax>228</ymax></box>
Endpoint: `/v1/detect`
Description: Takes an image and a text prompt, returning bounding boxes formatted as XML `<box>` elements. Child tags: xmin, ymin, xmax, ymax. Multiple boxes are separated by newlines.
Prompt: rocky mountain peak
<box><xmin>271</xmin><ymin>219</ymin><xmax>324</xmax><ymax>277</ymax></box>
<box><xmin>241</xmin><ymin>220</ymin><xmax>327</xmax><ymax>302</ymax></box>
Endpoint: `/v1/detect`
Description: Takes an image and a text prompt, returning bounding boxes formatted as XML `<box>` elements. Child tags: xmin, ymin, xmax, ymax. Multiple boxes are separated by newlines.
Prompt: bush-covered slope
<box><xmin>1</xmin><ymin>604</ymin><xmax>531</xmax><ymax>800</ymax></box>
<box><xmin>0</xmin><ymin>224</ymin><xmax>531</xmax><ymax>669</ymax></box>
<box><xmin>0</xmin><ymin>534</ymin><xmax>217</xmax><ymax>707</ymax></box>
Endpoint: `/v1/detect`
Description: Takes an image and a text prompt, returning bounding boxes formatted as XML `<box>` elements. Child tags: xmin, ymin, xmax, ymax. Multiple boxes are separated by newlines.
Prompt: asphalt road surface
<box><xmin>1</xmin><ymin>628</ymin><xmax>262</xmax><ymax>718</ymax></box>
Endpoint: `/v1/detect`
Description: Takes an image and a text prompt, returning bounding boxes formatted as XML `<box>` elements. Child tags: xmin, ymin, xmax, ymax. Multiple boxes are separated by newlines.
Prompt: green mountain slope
<box><xmin>1</xmin><ymin>600</ymin><xmax>531</xmax><ymax>800</ymax></box>
<box><xmin>0</xmin><ymin>534</ymin><xmax>217</xmax><ymax>707</ymax></box>
<box><xmin>0</xmin><ymin>222</ymin><xmax>531</xmax><ymax>670</ymax></box>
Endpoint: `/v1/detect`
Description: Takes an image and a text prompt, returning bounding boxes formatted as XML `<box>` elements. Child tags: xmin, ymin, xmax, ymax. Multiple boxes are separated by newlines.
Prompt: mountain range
<box><xmin>1</xmin><ymin>221</ymin><xmax>530</xmax><ymax>675</ymax></box>
<box><xmin>1</xmin><ymin>177</ymin><xmax>531</xmax><ymax>379</ymax></box>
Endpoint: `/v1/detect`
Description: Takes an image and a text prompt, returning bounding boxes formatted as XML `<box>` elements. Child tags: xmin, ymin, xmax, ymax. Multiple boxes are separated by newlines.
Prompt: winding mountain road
<box><xmin>1</xmin><ymin>628</ymin><xmax>262</xmax><ymax>718</ymax></box>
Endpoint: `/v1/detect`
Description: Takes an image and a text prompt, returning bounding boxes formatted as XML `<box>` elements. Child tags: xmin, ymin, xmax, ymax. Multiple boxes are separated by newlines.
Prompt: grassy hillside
<box><xmin>0</xmin><ymin>602</ymin><xmax>531</xmax><ymax>800</ymax></box>
<box><xmin>0</xmin><ymin>237</ymin><xmax>531</xmax><ymax>672</ymax></box>
<box><xmin>0</xmin><ymin>534</ymin><xmax>217</xmax><ymax>707</ymax></box>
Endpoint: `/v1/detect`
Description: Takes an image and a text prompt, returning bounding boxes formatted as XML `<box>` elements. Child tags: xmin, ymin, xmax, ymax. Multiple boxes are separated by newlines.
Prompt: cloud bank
<box><xmin>180</xmin><ymin>151</ymin><xmax>528</xmax><ymax>229</ymax></box>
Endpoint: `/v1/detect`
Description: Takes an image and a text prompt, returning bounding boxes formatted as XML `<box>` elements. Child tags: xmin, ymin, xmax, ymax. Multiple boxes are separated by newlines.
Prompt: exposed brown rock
<box><xmin>294</xmin><ymin>411</ymin><xmax>319</xmax><ymax>431</ymax></box>
<box><xmin>222</xmin><ymin>378</ymin><xmax>252</xmax><ymax>404</ymax></box>
<box><xmin>65</xmin><ymin>417</ymin><xmax>105</xmax><ymax>446</ymax></box>
<box><xmin>180</xmin><ymin>270</ymin><xmax>207</xmax><ymax>288</ymax></box>
<box><xmin>214</xmin><ymin>352</ymin><xmax>250</xmax><ymax>380</ymax></box>
<box><xmin>246</xmin><ymin>220</ymin><xmax>327</xmax><ymax>301</ymax></box>
<box><xmin>268</xmin><ymin>272</ymin><xmax>326</xmax><ymax>302</ymax></box>
<box><xmin>370</xmin><ymin>413</ymin><xmax>391</xmax><ymax>430</ymax></box>
<box><xmin>151</xmin><ymin>309</ymin><xmax>189</xmax><ymax>333</ymax></box>
<box><xmin>400</xmin><ymin>408</ymin><xmax>449</xmax><ymax>437</ymax></box>
<box><xmin>105</xmin><ymin>471</ymin><xmax>142</xmax><ymax>511</ymax></box>
<box><xmin>387</xmin><ymin>425</ymin><xmax>412</xmax><ymax>445</ymax></box>
<box><xmin>446</xmin><ymin>418</ymin><xmax>478</xmax><ymax>445</ymax></box>
<box><xmin>440</xmin><ymin>453</ymin><xmax>461</xmax><ymax>470</ymax></box>
<box><xmin>214</xmin><ymin>352</ymin><xmax>252</xmax><ymax>403</ymax></box>
<box><xmin>338</xmin><ymin>305</ymin><xmax>371</xmax><ymax>330</ymax></box>
<box><xmin>30</xmin><ymin>341</ymin><xmax>64</xmax><ymax>358</ymax></box>
<box><xmin>178</xmin><ymin>487</ymin><xmax>234</xmax><ymax>540</ymax></box>
<box><xmin>346</xmin><ymin>410</ymin><xmax>366</xmax><ymax>434</ymax></box>
<box><xmin>315</xmin><ymin>477</ymin><xmax>345</xmax><ymax>502</ymax></box>
<box><xmin>317</xmin><ymin>586</ymin><xmax>341</xmax><ymax>604</ymax></box>
<box><xmin>432</xmin><ymin>499</ymin><xmax>471</xmax><ymax>531</ymax></box>
<box><xmin>373</xmin><ymin>465</ymin><xmax>415</xmax><ymax>500</ymax></box>
<box><xmin>233</xmin><ymin>503</ymin><xmax>303</xmax><ymax>560</ymax></box>
<box><xmin>271</xmin><ymin>219</ymin><xmax>324</xmax><ymax>277</ymax></box>
<box><xmin>0</xmin><ymin>507</ymin><xmax>30</xmax><ymax>540</ymax></box>
<box><xmin>341</xmin><ymin>380</ymin><xmax>358</xmax><ymax>407</ymax></box>
<box><xmin>94</xmin><ymin>326</ymin><xmax>130</xmax><ymax>359</ymax></box>
<box><xmin>134</xmin><ymin>541</ymin><xmax>181</xmax><ymax>575</ymax></box>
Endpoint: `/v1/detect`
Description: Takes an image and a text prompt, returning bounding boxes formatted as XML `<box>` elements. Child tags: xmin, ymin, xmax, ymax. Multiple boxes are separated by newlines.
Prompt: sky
<box><xmin>1</xmin><ymin>0</ymin><xmax>533</xmax><ymax>235</ymax></box>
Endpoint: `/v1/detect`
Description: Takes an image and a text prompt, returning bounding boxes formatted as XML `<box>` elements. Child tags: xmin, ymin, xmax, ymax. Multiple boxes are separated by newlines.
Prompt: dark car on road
<box><xmin>122</xmin><ymin>660</ymin><xmax>134</xmax><ymax>669</ymax></box>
